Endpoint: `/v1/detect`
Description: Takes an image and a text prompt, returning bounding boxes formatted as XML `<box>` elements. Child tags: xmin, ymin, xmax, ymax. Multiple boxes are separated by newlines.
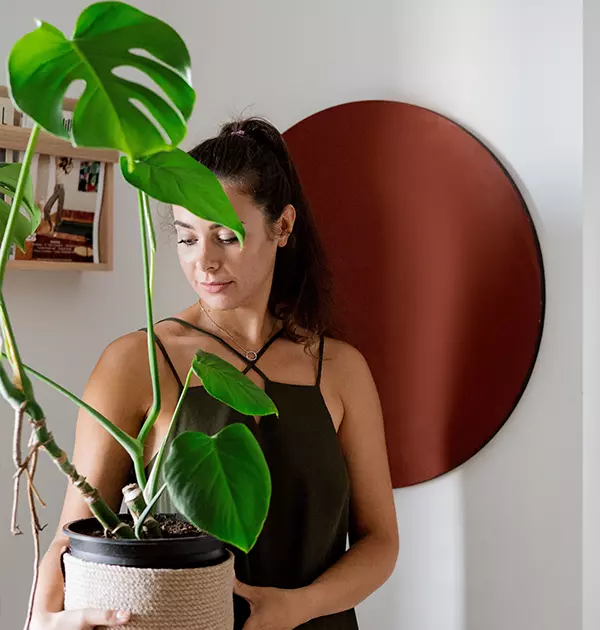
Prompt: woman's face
<box><xmin>173</xmin><ymin>182</ymin><xmax>293</xmax><ymax>311</ymax></box>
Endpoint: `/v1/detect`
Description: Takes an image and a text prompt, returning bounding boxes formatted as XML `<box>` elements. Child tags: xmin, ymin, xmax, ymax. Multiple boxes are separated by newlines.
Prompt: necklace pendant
<box><xmin>245</xmin><ymin>350</ymin><xmax>258</xmax><ymax>362</ymax></box>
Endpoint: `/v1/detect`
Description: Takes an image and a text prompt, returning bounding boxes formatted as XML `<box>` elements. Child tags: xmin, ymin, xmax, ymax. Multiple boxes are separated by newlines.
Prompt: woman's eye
<box><xmin>218</xmin><ymin>235</ymin><xmax>238</xmax><ymax>245</ymax></box>
<box><xmin>177</xmin><ymin>238</ymin><xmax>197</xmax><ymax>246</ymax></box>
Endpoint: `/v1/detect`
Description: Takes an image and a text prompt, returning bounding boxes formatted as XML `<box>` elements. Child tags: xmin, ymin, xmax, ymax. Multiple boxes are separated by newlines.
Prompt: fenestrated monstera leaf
<box><xmin>8</xmin><ymin>1</ymin><xmax>195</xmax><ymax>159</ymax></box>
<box><xmin>0</xmin><ymin>164</ymin><xmax>41</xmax><ymax>251</ymax></box>
<box><xmin>120</xmin><ymin>149</ymin><xmax>246</xmax><ymax>243</ymax></box>
<box><xmin>164</xmin><ymin>424</ymin><xmax>272</xmax><ymax>552</ymax></box>
<box><xmin>192</xmin><ymin>350</ymin><xmax>278</xmax><ymax>417</ymax></box>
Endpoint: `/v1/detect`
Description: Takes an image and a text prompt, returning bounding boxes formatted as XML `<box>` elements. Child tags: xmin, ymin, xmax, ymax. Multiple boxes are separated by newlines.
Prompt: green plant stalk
<box><xmin>122</xmin><ymin>483</ymin><xmax>162</xmax><ymax>538</ymax></box>
<box><xmin>26</xmin><ymin>399</ymin><xmax>136</xmax><ymax>539</ymax></box>
<box><xmin>0</xmin><ymin>124</ymin><xmax>39</xmax><ymax>284</ymax></box>
<box><xmin>0</xmin><ymin>123</ymin><xmax>40</xmax><ymax>397</ymax></box>
<box><xmin>134</xmin><ymin>482</ymin><xmax>167</xmax><ymax>539</ymax></box>
<box><xmin>5</xmin><ymin>351</ymin><xmax>147</xmax><ymax>491</ymax></box>
<box><xmin>144</xmin><ymin>367</ymin><xmax>193</xmax><ymax>503</ymax></box>
<box><xmin>0</xmin><ymin>361</ymin><xmax>134</xmax><ymax>538</ymax></box>
<box><xmin>0</xmin><ymin>299</ymin><xmax>31</xmax><ymax>396</ymax></box>
<box><xmin>14</xmin><ymin>352</ymin><xmax>148</xmax><ymax>490</ymax></box>
<box><xmin>142</xmin><ymin>188</ymin><xmax>157</xmax><ymax>264</ymax></box>
<box><xmin>4</xmin><ymin>352</ymin><xmax>143</xmax><ymax>462</ymax></box>
<box><xmin>0</xmin><ymin>357</ymin><xmax>26</xmax><ymax>407</ymax></box>
<box><xmin>136</xmin><ymin>190</ymin><xmax>161</xmax><ymax>452</ymax></box>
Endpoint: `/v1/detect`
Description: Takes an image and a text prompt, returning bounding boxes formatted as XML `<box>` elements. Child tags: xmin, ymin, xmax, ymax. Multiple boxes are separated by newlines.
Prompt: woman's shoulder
<box><xmin>291</xmin><ymin>328</ymin><xmax>370</xmax><ymax>379</ymax></box>
<box><xmin>102</xmin><ymin>312</ymin><xmax>206</xmax><ymax>362</ymax></box>
<box><xmin>322</xmin><ymin>336</ymin><xmax>370</xmax><ymax>376</ymax></box>
<box><xmin>97</xmin><ymin>329</ymin><xmax>152</xmax><ymax>376</ymax></box>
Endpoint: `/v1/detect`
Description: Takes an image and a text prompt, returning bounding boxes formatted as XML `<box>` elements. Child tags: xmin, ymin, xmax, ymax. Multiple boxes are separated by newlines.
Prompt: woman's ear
<box><xmin>278</xmin><ymin>204</ymin><xmax>296</xmax><ymax>247</ymax></box>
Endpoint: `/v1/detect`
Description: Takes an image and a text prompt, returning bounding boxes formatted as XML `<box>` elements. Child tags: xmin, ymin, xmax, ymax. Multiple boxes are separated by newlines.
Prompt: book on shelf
<box><xmin>13</xmin><ymin>154</ymin><xmax>104</xmax><ymax>264</ymax></box>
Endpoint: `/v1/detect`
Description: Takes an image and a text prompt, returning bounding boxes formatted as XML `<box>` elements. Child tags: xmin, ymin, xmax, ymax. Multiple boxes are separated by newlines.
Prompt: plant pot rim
<box><xmin>63</xmin><ymin>516</ymin><xmax>210</xmax><ymax>546</ymax></box>
<box><xmin>63</xmin><ymin>515</ymin><xmax>228</xmax><ymax>569</ymax></box>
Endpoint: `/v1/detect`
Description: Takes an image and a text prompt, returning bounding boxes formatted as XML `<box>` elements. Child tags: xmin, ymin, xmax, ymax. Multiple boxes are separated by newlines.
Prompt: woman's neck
<box><xmin>194</xmin><ymin>300</ymin><xmax>279</xmax><ymax>348</ymax></box>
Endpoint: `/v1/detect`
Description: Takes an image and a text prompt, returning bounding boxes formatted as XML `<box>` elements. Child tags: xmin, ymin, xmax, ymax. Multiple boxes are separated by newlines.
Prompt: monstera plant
<box><xmin>1</xmin><ymin>2</ymin><xmax>273</xmax><ymax>628</ymax></box>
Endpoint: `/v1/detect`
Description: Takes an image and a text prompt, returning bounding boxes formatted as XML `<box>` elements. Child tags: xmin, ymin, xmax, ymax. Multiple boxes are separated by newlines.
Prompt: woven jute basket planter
<box><xmin>63</xmin><ymin>516</ymin><xmax>235</xmax><ymax>630</ymax></box>
<box><xmin>63</xmin><ymin>552</ymin><xmax>234</xmax><ymax>629</ymax></box>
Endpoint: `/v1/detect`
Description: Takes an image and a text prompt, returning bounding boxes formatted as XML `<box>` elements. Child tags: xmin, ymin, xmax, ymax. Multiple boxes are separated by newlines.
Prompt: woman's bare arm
<box><xmin>31</xmin><ymin>332</ymin><xmax>152</xmax><ymax>628</ymax></box>
<box><xmin>234</xmin><ymin>341</ymin><xmax>398</xmax><ymax>628</ymax></box>
<box><xmin>299</xmin><ymin>342</ymin><xmax>399</xmax><ymax>617</ymax></box>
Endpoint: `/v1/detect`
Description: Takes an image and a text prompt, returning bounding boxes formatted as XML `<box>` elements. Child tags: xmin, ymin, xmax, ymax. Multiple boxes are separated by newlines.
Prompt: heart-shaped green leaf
<box><xmin>8</xmin><ymin>1</ymin><xmax>195</xmax><ymax>158</ymax></box>
<box><xmin>120</xmin><ymin>150</ymin><xmax>245</xmax><ymax>243</ymax></box>
<box><xmin>192</xmin><ymin>350</ymin><xmax>278</xmax><ymax>417</ymax></box>
<box><xmin>0</xmin><ymin>163</ymin><xmax>41</xmax><ymax>251</ymax></box>
<box><xmin>164</xmin><ymin>425</ymin><xmax>271</xmax><ymax>552</ymax></box>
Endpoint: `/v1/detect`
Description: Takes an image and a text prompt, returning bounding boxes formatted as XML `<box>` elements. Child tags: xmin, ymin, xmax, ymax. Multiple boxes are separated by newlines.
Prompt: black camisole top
<box><xmin>142</xmin><ymin>318</ymin><xmax>359</xmax><ymax>629</ymax></box>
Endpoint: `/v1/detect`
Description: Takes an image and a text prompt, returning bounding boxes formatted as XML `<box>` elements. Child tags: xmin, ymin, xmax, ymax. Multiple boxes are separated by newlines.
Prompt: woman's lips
<box><xmin>201</xmin><ymin>281</ymin><xmax>233</xmax><ymax>294</ymax></box>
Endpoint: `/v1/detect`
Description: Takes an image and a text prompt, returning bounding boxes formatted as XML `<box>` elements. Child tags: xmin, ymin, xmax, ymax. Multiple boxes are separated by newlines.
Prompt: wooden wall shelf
<box><xmin>0</xmin><ymin>126</ymin><xmax>119</xmax><ymax>164</ymax></box>
<box><xmin>7</xmin><ymin>261</ymin><xmax>111</xmax><ymax>271</ymax></box>
<box><xmin>0</xmin><ymin>86</ymin><xmax>115</xmax><ymax>272</ymax></box>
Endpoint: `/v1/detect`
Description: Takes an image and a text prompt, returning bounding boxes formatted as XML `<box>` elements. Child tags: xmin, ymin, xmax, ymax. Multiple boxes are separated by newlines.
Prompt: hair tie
<box><xmin>231</xmin><ymin>130</ymin><xmax>245</xmax><ymax>137</ymax></box>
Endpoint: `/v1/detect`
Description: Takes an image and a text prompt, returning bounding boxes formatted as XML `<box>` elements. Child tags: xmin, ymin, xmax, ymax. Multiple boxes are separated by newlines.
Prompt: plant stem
<box><xmin>144</xmin><ymin>367</ymin><xmax>193</xmax><ymax>502</ymax></box>
<box><xmin>24</xmin><ymin>397</ymin><xmax>135</xmax><ymax>539</ymax></box>
<box><xmin>142</xmin><ymin>188</ymin><xmax>157</xmax><ymax>263</ymax></box>
<box><xmin>136</xmin><ymin>190</ymin><xmax>161</xmax><ymax>450</ymax></box>
<box><xmin>132</xmin><ymin>454</ymin><xmax>147</xmax><ymax>494</ymax></box>
<box><xmin>4</xmin><ymin>351</ymin><xmax>143</xmax><ymax>461</ymax></box>
<box><xmin>135</xmin><ymin>483</ymin><xmax>167</xmax><ymax>539</ymax></box>
<box><xmin>0</xmin><ymin>360</ymin><xmax>134</xmax><ymax>539</ymax></box>
<box><xmin>0</xmin><ymin>123</ymin><xmax>40</xmax><ymax>396</ymax></box>
<box><xmin>0</xmin><ymin>123</ymin><xmax>39</xmax><ymax>283</ymax></box>
<box><xmin>122</xmin><ymin>483</ymin><xmax>162</xmax><ymax>538</ymax></box>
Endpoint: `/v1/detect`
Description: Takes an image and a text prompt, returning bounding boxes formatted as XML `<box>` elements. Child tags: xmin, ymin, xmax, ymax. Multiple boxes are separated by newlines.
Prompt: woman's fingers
<box><xmin>70</xmin><ymin>608</ymin><xmax>131</xmax><ymax>628</ymax></box>
<box><xmin>31</xmin><ymin>608</ymin><xmax>130</xmax><ymax>630</ymax></box>
<box><xmin>233</xmin><ymin>577</ymin><xmax>256</xmax><ymax>604</ymax></box>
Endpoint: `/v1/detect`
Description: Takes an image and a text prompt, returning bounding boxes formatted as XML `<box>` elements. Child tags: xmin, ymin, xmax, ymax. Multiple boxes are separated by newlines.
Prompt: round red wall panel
<box><xmin>283</xmin><ymin>101</ymin><xmax>545</xmax><ymax>488</ymax></box>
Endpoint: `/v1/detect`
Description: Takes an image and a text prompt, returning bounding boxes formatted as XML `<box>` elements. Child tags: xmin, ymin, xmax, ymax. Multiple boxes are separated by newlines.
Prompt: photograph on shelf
<box><xmin>14</xmin><ymin>155</ymin><xmax>105</xmax><ymax>263</ymax></box>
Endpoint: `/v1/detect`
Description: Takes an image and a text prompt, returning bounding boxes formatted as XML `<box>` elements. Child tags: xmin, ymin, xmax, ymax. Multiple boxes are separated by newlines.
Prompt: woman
<box><xmin>32</xmin><ymin>118</ymin><xmax>398</xmax><ymax>629</ymax></box>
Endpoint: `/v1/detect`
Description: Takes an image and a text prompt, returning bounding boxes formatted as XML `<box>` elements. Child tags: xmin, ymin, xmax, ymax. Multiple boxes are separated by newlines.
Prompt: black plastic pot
<box><xmin>63</xmin><ymin>515</ymin><xmax>229</xmax><ymax>569</ymax></box>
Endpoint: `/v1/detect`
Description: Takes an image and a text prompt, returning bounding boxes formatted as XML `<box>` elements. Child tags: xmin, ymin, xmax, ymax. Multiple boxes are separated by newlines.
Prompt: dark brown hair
<box><xmin>188</xmin><ymin>117</ymin><xmax>333</xmax><ymax>346</ymax></box>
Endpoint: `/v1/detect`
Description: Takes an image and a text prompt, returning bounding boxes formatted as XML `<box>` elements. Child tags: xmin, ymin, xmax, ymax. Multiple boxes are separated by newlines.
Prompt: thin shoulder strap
<box><xmin>316</xmin><ymin>335</ymin><xmax>325</xmax><ymax>387</ymax></box>
<box><xmin>160</xmin><ymin>316</ymin><xmax>283</xmax><ymax>382</ymax></box>
<box><xmin>138</xmin><ymin>327</ymin><xmax>184</xmax><ymax>391</ymax></box>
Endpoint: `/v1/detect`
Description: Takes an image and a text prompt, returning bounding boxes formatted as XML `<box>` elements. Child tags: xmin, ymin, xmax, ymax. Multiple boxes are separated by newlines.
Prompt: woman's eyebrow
<box><xmin>173</xmin><ymin>220</ymin><xmax>245</xmax><ymax>230</ymax></box>
<box><xmin>173</xmin><ymin>219</ymin><xmax>194</xmax><ymax>229</ymax></box>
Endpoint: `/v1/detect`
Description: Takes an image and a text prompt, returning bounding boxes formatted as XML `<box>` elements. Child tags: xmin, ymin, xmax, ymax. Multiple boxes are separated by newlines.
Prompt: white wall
<box><xmin>0</xmin><ymin>1</ymin><xmax>583</xmax><ymax>629</ymax></box>
<box><xmin>583</xmin><ymin>0</ymin><xmax>599</xmax><ymax>628</ymax></box>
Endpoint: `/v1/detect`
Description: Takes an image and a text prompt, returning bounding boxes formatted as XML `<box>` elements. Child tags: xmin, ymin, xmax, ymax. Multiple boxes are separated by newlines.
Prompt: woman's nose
<box><xmin>194</xmin><ymin>241</ymin><xmax>221</xmax><ymax>274</ymax></box>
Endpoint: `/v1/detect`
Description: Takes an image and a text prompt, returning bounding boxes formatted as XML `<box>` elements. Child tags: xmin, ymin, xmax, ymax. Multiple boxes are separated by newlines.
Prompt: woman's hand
<box><xmin>30</xmin><ymin>608</ymin><xmax>130</xmax><ymax>629</ymax></box>
<box><xmin>29</xmin><ymin>543</ymin><xmax>131</xmax><ymax>629</ymax></box>
<box><xmin>234</xmin><ymin>579</ymin><xmax>310</xmax><ymax>630</ymax></box>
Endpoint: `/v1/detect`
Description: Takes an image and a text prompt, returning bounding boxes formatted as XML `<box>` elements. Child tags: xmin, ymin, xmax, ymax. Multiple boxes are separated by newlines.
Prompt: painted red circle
<box><xmin>283</xmin><ymin>101</ymin><xmax>544</xmax><ymax>488</ymax></box>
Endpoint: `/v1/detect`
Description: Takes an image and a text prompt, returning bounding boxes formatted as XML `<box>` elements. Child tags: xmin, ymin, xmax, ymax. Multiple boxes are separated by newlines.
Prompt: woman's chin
<box><xmin>198</xmin><ymin>292</ymin><xmax>237</xmax><ymax>310</ymax></box>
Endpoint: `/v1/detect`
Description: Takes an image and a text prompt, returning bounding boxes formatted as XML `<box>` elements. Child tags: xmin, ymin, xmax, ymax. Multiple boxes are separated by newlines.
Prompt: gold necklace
<box><xmin>198</xmin><ymin>301</ymin><xmax>277</xmax><ymax>362</ymax></box>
